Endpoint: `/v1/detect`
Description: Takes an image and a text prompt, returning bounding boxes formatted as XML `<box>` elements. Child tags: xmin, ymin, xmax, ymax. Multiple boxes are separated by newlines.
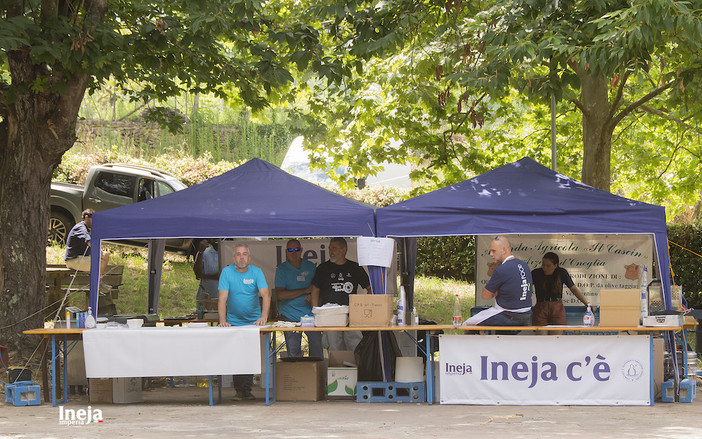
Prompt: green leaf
<box><xmin>327</xmin><ymin>380</ymin><xmax>338</xmax><ymax>393</ymax></box>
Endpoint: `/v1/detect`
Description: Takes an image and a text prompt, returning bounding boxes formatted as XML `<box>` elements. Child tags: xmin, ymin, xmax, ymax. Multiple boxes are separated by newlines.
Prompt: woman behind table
<box><xmin>531</xmin><ymin>252</ymin><xmax>595</xmax><ymax>333</ymax></box>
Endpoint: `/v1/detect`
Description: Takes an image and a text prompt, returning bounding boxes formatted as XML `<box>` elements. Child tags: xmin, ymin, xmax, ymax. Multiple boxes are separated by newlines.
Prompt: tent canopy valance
<box><xmin>89</xmin><ymin>158</ymin><xmax>378</xmax><ymax>311</ymax></box>
<box><xmin>376</xmin><ymin>157</ymin><xmax>672</xmax><ymax>307</ymax></box>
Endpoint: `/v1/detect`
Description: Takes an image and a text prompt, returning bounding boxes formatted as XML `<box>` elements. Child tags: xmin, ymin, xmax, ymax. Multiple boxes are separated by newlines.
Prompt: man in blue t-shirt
<box><xmin>218</xmin><ymin>243</ymin><xmax>270</xmax><ymax>400</ymax></box>
<box><xmin>275</xmin><ymin>239</ymin><xmax>322</xmax><ymax>358</ymax></box>
<box><xmin>464</xmin><ymin>236</ymin><xmax>532</xmax><ymax>328</ymax></box>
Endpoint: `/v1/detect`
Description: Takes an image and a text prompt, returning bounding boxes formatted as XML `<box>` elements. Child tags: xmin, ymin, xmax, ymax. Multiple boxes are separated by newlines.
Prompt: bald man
<box><xmin>463</xmin><ymin>236</ymin><xmax>532</xmax><ymax>328</ymax></box>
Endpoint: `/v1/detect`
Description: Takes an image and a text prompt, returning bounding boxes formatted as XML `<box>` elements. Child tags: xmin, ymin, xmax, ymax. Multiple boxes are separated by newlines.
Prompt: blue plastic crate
<box><xmin>5</xmin><ymin>381</ymin><xmax>41</xmax><ymax>406</ymax></box>
<box><xmin>356</xmin><ymin>381</ymin><xmax>425</xmax><ymax>403</ymax></box>
<box><xmin>661</xmin><ymin>379</ymin><xmax>675</xmax><ymax>403</ymax></box>
<box><xmin>679</xmin><ymin>378</ymin><xmax>695</xmax><ymax>403</ymax></box>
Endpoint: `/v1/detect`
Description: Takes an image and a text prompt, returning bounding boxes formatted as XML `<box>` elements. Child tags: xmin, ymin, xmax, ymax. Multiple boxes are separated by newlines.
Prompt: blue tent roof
<box><xmin>376</xmin><ymin>157</ymin><xmax>672</xmax><ymax>303</ymax></box>
<box><xmin>89</xmin><ymin>158</ymin><xmax>377</xmax><ymax>310</ymax></box>
<box><xmin>91</xmin><ymin>158</ymin><xmax>377</xmax><ymax>242</ymax></box>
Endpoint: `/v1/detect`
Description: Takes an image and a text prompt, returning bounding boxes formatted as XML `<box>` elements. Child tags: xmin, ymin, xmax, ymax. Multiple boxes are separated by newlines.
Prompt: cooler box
<box><xmin>312</xmin><ymin>305</ymin><xmax>349</xmax><ymax>327</ymax></box>
<box><xmin>327</xmin><ymin>351</ymin><xmax>357</xmax><ymax>398</ymax></box>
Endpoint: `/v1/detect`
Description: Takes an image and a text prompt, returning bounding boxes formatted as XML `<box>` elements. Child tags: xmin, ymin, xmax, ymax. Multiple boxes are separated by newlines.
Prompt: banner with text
<box><xmin>475</xmin><ymin>234</ymin><xmax>653</xmax><ymax>306</ymax></box>
<box><xmin>440</xmin><ymin>335</ymin><xmax>651</xmax><ymax>405</ymax></box>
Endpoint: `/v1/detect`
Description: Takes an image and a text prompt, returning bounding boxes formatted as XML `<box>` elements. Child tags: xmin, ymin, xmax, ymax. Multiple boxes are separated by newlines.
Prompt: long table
<box><xmin>26</xmin><ymin>324</ymin><xmax>688</xmax><ymax>407</ymax></box>
<box><xmin>24</xmin><ymin>328</ymin><xmax>86</xmax><ymax>406</ymax></box>
<box><xmin>260</xmin><ymin>324</ymin><xmax>689</xmax><ymax>406</ymax></box>
<box><xmin>24</xmin><ymin>326</ymin><xmax>260</xmax><ymax>406</ymax></box>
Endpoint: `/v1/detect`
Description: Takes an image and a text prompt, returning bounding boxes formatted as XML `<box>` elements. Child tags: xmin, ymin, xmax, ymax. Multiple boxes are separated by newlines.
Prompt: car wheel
<box><xmin>48</xmin><ymin>212</ymin><xmax>74</xmax><ymax>245</ymax></box>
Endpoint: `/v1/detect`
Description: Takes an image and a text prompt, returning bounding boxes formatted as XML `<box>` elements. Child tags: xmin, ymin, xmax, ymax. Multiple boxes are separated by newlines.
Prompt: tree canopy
<box><xmin>0</xmin><ymin>0</ymin><xmax>367</xmax><ymax>349</ymax></box>
<box><xmin>300</xmin><ymin>0</ymin><xmax>702</xmax><ymax>216</ymax></box>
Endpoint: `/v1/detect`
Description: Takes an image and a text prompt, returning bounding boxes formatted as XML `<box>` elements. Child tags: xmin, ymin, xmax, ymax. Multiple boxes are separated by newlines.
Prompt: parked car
<box><xmin>49</xmin><ymin>163</ymin><xmax>195</xmax><ymax>254</ymax></box>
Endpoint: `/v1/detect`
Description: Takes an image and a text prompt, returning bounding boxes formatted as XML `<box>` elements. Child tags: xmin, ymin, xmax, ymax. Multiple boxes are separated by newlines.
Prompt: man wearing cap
<box><xmin>275</xmin><ymin>239</ymin><xmax>323</xmax><ymax>358</ymax></box>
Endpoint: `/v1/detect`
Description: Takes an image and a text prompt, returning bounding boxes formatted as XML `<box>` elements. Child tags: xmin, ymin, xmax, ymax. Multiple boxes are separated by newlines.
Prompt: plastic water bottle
<box><xmin>85</xmin><ymin>307</ymin><xmax>96</xmax><ymax>329</ymax></box>
<box><xmin>640</xmin><ymin>265</ymin><xmax>649</xmax><ymax>323</ymax></box>
<box><xmin>397</xmin><ymin>286</ymin><xmax>406</xmax><ymax>326</ymax></box>
<box><xmin>453</xmin><ymin>294</ymin><xmax>462</xmax><ymax>326</ymax></box>
<box><xmin>411</xmin><ymin>307</ymin><xmax>419</xmax><ymax>326</ymax></box>
<box><xmin>583</xmin><ymin>305</ymin><xmax>594</xmax><ymax>327</ymax></box>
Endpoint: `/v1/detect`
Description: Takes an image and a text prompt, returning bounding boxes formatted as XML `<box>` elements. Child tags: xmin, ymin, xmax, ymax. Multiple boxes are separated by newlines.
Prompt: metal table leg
<box><xmin>426</xmin><ymin>333</ymin><xmax>434</xmax><ymax>405</ymax></box>
<box><xmin>51</xmin><ymin>334</ymin><xmax>56</xmax><ymax>407</ymax></box>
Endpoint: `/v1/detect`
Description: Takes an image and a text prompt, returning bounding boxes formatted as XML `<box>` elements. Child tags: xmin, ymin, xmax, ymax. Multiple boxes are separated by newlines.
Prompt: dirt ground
<box><xmin>3</xmin><ymin>383</ymin><xmax>702</xmax><ymax>439</ymax></box>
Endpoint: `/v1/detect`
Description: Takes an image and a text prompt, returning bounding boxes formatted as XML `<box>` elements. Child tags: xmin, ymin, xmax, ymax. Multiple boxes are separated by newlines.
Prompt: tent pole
<box><xmin>147</xmin><ymin>239</ymin><xmax>166</xmax><ymax>314</ymax></box>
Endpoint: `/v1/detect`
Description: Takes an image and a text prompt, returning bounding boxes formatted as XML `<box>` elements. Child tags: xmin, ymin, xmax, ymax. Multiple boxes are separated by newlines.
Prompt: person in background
<box><xmin>64</xmin><ymin>209</ymin><xmax>110</xmax><ymax>289</ymax></box>
<box><xmin>463</xmin><ymin>235</ymin><xmax>532</xmax><ymax>328</ymax></box>
<box><xmin>275</xmin><ymin>239</ymin><xmax>323</xmax><ymax>358</ymax></box>
<box><xmin>531</xmin><ymin>252</ymin><xmax>595</xmax><ymax>334</ymax></box>
<box><xmin>311</xmin><ymin>237</ymin><xmax>371</xmax><ymax>352</ymax></box>
<box><xmin>194</xmin><ymin>239</ymin><xmax>220</xmax><ymax>319</ymax></box>
<box><xmin>218</xmin><ymin>243</ymin><xmax>270</xmax><ymax>401</ymax></box>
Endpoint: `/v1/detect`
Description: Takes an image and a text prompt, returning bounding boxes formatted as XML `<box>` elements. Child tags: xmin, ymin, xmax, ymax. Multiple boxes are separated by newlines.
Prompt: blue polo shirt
<box><xmin>485</xmin><ymin>257</ymin><xmax>533</xmax><ymax>310</ymax></box>
<box><xmin>275</xmin><ymin>259</ymin><xmax>316</xmax><ymax>321</ymax></box>
<box><xmin>218</xmin><ymin>264</ymin><xmax>268</xmax><ymax>326</ymax></box>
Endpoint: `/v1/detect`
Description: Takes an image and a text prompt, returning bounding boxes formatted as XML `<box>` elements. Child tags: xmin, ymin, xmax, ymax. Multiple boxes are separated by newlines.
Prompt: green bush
<box><xmin>416</xmin><ymin>236</ymin><xmax>476</xmax><ymax>281</ymax></box>
<box><xmin>667</xmin><ymin>224</ymin><xmax>702</xmax><ymax>308</ymax></box>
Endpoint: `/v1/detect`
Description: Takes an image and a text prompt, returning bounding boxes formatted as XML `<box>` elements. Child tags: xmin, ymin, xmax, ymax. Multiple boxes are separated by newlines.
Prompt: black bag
<box><xmin>354</xmin><ymin>331</ymin><xmax>401</xmax><ymax>382</ymax></box>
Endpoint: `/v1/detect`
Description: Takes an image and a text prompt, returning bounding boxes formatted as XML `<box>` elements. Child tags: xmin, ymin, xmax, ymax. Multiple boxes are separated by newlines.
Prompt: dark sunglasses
<box><xmin>286</xmin><ymin>247</ymin><xmax>301</xmax><ymax>252</ymax></box>
<box><xmin>85</xmin><ymin>214</ymin><xmax>93</xmax><ymax>217</ymax></box>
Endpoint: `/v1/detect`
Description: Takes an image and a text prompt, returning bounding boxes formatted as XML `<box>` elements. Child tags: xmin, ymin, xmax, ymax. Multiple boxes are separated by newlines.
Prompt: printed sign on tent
<box><xmin>475</xmin><ymin>234</ymin><xmax>653</xmax><ymax>306</ymax></box>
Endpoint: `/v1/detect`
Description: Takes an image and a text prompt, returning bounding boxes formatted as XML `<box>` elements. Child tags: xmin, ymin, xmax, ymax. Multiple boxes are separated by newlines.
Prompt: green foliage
<box><xmin>297</xmin><ymin>0</ymin><xmax>702</xmax><ymax>213</ymax></box>
<box><xmin>53</xmin><ymin>150</ymin><xmax>240</xmax><ymax>187</ymax></box>
<box><xmin>668</xmin><ymin>224</ymin><xmax>702</xmax><ymax>309</ymax></box>
<box><xmin>413</xmin><ymin>276</ymin><xmax>475</xmax><ymax>325</ymax></box>
<box><xmin>416</xmin><ymin>236</ymin><xmax>476</xmax><ymax>282</ymax></box>
<box><xmin>342</xmin><ymin>186</ymin><xmax>410</xmax><ymax>207</ymax></box>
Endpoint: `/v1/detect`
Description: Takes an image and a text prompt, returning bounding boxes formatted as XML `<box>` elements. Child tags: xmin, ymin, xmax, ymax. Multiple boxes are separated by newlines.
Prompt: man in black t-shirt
<box><xmin>311</xmin><ymin>237</ymin><xmax>371</xmax><ymax>351</ymax></box>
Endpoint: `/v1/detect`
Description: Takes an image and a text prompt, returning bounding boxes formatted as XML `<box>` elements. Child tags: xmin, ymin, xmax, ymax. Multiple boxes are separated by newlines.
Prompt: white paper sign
<box><xmin>356</xmin><ymin>237</ymin><xmax>395</xmax><ymax>267</ymax></box>
<box><xmin>439</xmin><ymin>335</ymin><xmax>651</xmax><ymax>405</ymax></box>
<box><xmin>475</xmin><ymin>234</ymin><xmax>653</xmax><ymax>306</ymax></box>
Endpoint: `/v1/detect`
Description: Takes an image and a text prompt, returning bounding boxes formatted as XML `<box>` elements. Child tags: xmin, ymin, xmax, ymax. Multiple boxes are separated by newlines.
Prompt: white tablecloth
<box><xmin>83</xmin><ymin>326</ymin><xmax>261</xmax><ymax>378</ymax></box>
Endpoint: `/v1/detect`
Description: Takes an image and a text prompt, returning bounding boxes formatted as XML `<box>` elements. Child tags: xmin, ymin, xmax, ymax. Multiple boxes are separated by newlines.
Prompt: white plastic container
<box><xmin>126</xmin><ymin>318</ymin><xmax>144</xmax><ymax>328</ymax></box>
<box><xmin>312</xmin><ymin>305</ymin><xmax>349</xmax><ymax>327</ymax></box>
<box><xmin>395</xmin><ymin>357</ymin><xmax>424</xmax><ymax>382</ymax></box>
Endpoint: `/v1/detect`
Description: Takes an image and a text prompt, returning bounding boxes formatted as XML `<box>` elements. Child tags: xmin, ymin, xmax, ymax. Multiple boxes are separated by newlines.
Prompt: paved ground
<box><xmin>2</xmin><ymin>384</ymin><xmax>702</xmax><ymax>439</ymax></box>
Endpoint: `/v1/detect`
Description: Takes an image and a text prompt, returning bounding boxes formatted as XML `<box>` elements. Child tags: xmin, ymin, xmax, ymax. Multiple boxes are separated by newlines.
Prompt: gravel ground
<box><xmin>2</xmin><ymin>384</ymin><xmax>702</xmax><ymax>439</ymax></box>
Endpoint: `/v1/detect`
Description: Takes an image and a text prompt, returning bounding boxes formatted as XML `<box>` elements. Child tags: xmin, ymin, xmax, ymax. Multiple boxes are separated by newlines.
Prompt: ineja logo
<box><xmin>58</xmin><ymin>406</ymin><xmax>104</xmax><ymax>425</ymax></box>
<box><xmin>445</xmin><ymin>362</ymin><xmax>473</xmax><ymax>375</ymax></box>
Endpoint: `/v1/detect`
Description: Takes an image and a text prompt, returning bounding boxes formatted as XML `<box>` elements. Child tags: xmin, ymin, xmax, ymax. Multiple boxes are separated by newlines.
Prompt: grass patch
<box><xmin>413</xmin><ymin>276</ymin><xmax>475</xmax><ymax>326</ymax></box>
<box><xmin>46</xmin><ymin>244</ymin><xmax>199</xmax><ymax>318</ymax></box>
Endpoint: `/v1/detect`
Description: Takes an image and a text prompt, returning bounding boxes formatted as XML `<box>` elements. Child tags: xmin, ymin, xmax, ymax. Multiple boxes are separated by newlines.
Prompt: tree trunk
<box><xmin>579</xmin><ymin>72</ymin><xmax>615</xmax><ymax>192</ymax></box>
<box><xmin>0</xmin><ymin>77</ymin><xmax>87</xmax><ymax>353</ymax></box>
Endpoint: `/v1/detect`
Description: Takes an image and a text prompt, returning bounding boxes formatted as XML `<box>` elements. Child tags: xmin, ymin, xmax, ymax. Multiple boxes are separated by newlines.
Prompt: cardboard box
<box><xmin>349</xmin><ymin>294</ymin><xmax>393</xmax><ymax>327</ymax></box>
<box><xmin>599</xmin><ymin>289</ymin><xmax>640</xmax><ymax>327</ymax></box>
<box><xmin>327</xmin><ymin>351</ymin><xmax>357</xmax><ymax>398</ymax></box>
<box><xmin>328</xmin><ymin>367</ymin><xmax>358</xmax><ymax>397</ymax></box>
<box><xmin>276</xmin><ymin>359</ymin><xmax>325</xmax><ymax>401</ymax></box>
<box><xmin>89</xmin><ymin>378</ymin><xmax>113</xmax><ymax>404</ymax></box>
<box><xmin>113</xmin><ymin>377</ymin><xmax>142</xmax><ymax>404</ymax></box>
<box><xmin>328</xmin><ymin>350</ymin><xmax>356</xmax><ymax>367</ymax></box>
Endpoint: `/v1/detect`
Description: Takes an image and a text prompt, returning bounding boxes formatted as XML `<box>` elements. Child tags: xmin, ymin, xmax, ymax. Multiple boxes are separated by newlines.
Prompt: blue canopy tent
<box><xmin>88</xmin><ymin>158</ymin><xmax>379</xmax><ymax>313</ymax></box>
<box><xmin>376</xmin><ymin>157</ymin><xmax>673</xmax><ymax>310</ymax></box>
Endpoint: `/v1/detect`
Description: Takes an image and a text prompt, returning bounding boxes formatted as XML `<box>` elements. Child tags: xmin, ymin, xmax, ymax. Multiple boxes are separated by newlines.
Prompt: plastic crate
<box><xmin>5</xmin><ymin>381</ymin><xmax>41</xmax><ymax>406</ymax></box>
<box><xmin>356</xmin><ymin>381</ymin><xmax>425</xmax><ymax>403</ymax></box>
